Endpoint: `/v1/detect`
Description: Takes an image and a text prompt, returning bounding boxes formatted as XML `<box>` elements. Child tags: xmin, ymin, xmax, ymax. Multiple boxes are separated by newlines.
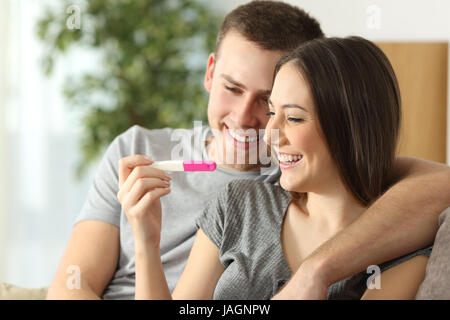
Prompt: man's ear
<box><xmin>203</xmin><ymin>53</ymin><xmax>215</xmax><ymax>93</ymax></box>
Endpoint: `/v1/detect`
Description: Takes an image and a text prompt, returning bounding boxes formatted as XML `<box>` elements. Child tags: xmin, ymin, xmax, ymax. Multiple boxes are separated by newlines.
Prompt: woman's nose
<box><xmin>265</xmin><ymin>114</ymin><xmax>290</xmax><ymax>148</ymax></box>
<box><xmin>265</xmin><ymin>121</ymin><xmax>282</xmax><ymax>147</ymax></box>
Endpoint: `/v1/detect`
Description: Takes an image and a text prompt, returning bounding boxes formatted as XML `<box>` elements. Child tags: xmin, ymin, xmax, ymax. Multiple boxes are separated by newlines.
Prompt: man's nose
<box><xmin>230</xmin><ymin>97</ymin><xmax>259</xmax><ymax>128</ymax></box>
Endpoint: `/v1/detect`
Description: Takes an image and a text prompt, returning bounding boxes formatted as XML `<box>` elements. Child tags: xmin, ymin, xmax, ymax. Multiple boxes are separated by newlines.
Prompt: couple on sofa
<box><xmin>45</xmin><ymin>1</ymin><xmax>450</xmax><ymax>300</ymax></box>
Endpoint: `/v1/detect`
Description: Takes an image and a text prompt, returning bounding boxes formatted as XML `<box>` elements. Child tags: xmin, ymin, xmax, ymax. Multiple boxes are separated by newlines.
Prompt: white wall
<box><xmin>223</xmin><ymin>0</ymin><xmax>450</xmax><ymax>39</ymax></box>
<box><xmin>222</xmin><ymin>0</ymin><xmax>450</xmax><ymax>164</ymax></box>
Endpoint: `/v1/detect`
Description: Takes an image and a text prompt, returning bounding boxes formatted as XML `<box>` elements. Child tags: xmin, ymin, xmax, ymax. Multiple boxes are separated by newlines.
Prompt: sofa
<box><xmin>1</xmin><ymin>207</ymin><xmax>449</xmax><ymax>300</ymax></box>
<box><xmin>416</xmin><ymin>207</ymin><xmax>450</xmax><ymax>299</ymax></box>
<box><xmin>0</xmin><ymin>282</ymin><xmax>47</xmax><ymax>300</ymax></box>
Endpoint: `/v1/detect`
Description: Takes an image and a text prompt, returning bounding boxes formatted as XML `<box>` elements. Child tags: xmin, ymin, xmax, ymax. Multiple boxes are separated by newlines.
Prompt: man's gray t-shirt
<box><xmin>74</xmin><ymin>125</ymin><xmax>279</xmax><ymax>300</ymax></box>
<box><xmin>196</xmin><ymin>179</ymin><xmax>433</xmax><ymax>300</ymax></box>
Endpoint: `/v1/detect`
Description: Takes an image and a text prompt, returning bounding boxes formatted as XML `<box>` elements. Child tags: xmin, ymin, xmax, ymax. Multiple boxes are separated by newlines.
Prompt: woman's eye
<box><xmin>266</xmin><ymin>111</ymin><xmax>275</xmax><ymax>116</ymax></box>
<box><xmin>287</xmin><ymin>117</ymin><xmax>304</xmax><ymax>123</ymax></box>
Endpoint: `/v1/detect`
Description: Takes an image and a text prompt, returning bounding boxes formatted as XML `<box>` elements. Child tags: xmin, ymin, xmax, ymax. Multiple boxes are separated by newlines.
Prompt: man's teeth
<box><xmin>228</xmin><ymin>128</ymin><xmax>258</xmax><ymax>143</ymax></box>
<box><xmin>278</xmin><ymin>153</ymin><xmax>303</xmax><ymax>162</ymax></box>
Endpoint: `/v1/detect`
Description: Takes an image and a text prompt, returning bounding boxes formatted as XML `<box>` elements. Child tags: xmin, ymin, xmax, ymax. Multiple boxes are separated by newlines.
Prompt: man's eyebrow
<box><xmin>221</xmin><ymin>74</ymin><xmax>247</xmax><ymax>89</ymax></box>
<box><xmin>267</xmin><ymin>98</ymin><xmax>309</xmax><ymax>112</ymax></box>
<box><xmin>221</xmin><ymin>74</ymin><xmax>271</xmax><ymax>95</ymax></box>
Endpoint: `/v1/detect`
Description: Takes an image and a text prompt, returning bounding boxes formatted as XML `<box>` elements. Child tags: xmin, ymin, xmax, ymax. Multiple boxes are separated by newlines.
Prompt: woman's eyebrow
<box><xmin>282</xmin><ymin>104</ymin><xmax>309</xmax><ymax>113</ymax></box>
<box><xmin>267</xmin><ymin>98</ymin><xmax>309</xmax><ymax>113</ymax></box>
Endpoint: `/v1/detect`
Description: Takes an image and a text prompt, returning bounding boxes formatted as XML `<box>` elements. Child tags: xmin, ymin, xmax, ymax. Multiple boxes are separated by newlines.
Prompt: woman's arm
<box><xmin>172</xmin><ymin>229</ymin><xmax>225</xmax><ymax>299</ymax></box>
<box><xmin>134</xmin><ymin>240</ymin><xmax>172</xmax><ymax>299</ymax></box>
<box><xmin>118</xmin><ymin>155</ymin><xmax>224</xmax><ymax>299</ymax></box>
<box><xmin>273</xmin><ymin>156</ymin><xmax>450</xmax><ymax>299</ymax></box>
<box><xmin>134</xmin><ymin>228</ymin><xmax>224</xmax><ymax>300</ymax></box>
<box><xmin>361</xmin><ymin>255</ymin><xmax>429</xmax><ymax>300</ymax></box>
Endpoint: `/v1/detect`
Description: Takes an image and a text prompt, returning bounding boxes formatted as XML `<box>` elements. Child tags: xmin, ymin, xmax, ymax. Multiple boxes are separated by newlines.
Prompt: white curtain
<box><xmin>0</xmin><ymin>0</ymin><xmax>97</xmax><ymax>288</ymax></box>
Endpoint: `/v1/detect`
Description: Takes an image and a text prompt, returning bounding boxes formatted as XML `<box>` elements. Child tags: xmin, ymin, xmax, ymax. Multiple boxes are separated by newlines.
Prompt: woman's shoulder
<box><xmin>224</xmin><ymin>179</ymin><xmax>286</xmax><ymax>196</ymax></box>
<box><xmin>219</xmin><ymin>179</ymin><xmax>291</xmax><ymax>226</ymax></box>
<box><xmin>223</xmin><ymin>179</ymin><xmax>290</xmax><ymax>206</ymax></box>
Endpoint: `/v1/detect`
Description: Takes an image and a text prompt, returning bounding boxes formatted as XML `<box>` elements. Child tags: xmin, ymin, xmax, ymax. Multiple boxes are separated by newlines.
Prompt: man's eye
<box><xmin>225</xmin><ymin>85</ymin><xmax>241</xmax><ymax>94</ymax></box>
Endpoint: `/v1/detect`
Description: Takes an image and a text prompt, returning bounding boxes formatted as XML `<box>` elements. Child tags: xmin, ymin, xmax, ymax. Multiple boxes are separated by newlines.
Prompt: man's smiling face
<box><xmin>204</xmin><ymin>30</ymin><xmax>285</xmax><ymax>171</ymax></box>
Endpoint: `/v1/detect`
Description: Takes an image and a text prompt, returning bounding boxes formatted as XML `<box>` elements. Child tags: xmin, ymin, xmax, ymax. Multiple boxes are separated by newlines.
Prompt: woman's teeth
<box><xmin>228</xmin><ymin>128</ymin><xmax>258</xmax><ymax>143</ymax></box>
<box><xmin>278</xmin><ymin>153</ymin><xmax>303</xmax><ymax>162</ymax></box>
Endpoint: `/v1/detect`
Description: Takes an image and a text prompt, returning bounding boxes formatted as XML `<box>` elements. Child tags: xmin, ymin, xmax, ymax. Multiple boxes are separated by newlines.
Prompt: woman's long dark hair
<box><xmin>275</xmin><ymin>36</ymin><xmax>401</xmax><ymax>206</ymax></box>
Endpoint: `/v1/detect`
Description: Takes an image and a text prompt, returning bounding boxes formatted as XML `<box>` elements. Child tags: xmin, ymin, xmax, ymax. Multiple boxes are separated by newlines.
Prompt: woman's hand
<box><xmin>117</xmin><ymin>155</ymin><xmax>172</xmax><ymax>247</ymax></box>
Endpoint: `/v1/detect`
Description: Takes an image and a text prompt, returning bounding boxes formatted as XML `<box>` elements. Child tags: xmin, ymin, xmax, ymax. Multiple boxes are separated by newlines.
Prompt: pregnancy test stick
<box><xmin>149</xmin><ymin>160</ymin><xmax>216</xmax><ymax>172</ymax></box>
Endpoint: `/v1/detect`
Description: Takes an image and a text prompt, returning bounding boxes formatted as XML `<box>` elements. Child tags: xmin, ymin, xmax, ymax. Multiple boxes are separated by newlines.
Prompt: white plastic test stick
<box><xmin>149</xmin><ymin>160</ymin><xmax>216</xmax><ymax>172</ymax></box>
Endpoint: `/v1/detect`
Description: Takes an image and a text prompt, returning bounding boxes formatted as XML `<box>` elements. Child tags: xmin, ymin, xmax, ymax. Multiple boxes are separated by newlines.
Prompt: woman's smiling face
<box><xmin>265</xmin><ymin>62</ymin><xmax>339</xmax><ymax>194</ymax></box>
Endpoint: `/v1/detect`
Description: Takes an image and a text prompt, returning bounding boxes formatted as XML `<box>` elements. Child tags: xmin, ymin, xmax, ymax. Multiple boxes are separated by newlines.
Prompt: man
<box><xmin>47</xmin><ymin>1</ymin><xmax>450</xmax><ymax>299</ymax></box>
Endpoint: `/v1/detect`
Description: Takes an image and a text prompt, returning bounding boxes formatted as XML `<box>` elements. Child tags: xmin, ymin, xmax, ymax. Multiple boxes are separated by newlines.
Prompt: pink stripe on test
<box><xmin>182</xmin><ymin>160</ymin><xmax>216</xmax><ymax>171</ymax></box>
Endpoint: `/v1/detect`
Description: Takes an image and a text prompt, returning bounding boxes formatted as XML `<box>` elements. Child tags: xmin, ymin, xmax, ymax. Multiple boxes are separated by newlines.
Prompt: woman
<box><xmin>126</xmin><ymin>36</ymin><xmax>432</xmax><ymax>299</ymax></box>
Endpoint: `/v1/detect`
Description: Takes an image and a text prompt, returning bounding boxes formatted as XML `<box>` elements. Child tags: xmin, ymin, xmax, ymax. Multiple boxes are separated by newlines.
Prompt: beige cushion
<box><xmin>0</xmin><ymin>282</ymin><xmax>48</xmax><ymax>300</ymax></box>
<box><xmin>416</xmin><ymin>207</ymin><xmax>450</xmax><ymax>299</ymax></box>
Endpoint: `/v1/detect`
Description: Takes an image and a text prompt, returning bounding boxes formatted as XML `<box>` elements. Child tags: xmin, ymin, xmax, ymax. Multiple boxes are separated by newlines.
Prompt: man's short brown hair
<box><xmin>215</xmin><ymin>0</ymin><xmax>324</xmax><ymax>58</ymax></box>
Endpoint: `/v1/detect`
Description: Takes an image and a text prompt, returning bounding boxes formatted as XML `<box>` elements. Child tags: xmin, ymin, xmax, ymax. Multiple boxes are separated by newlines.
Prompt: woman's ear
<box><xmin>203</xmin><ymin>53</ymin><xmax>215</xmax><ymax>93</ymax></box>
